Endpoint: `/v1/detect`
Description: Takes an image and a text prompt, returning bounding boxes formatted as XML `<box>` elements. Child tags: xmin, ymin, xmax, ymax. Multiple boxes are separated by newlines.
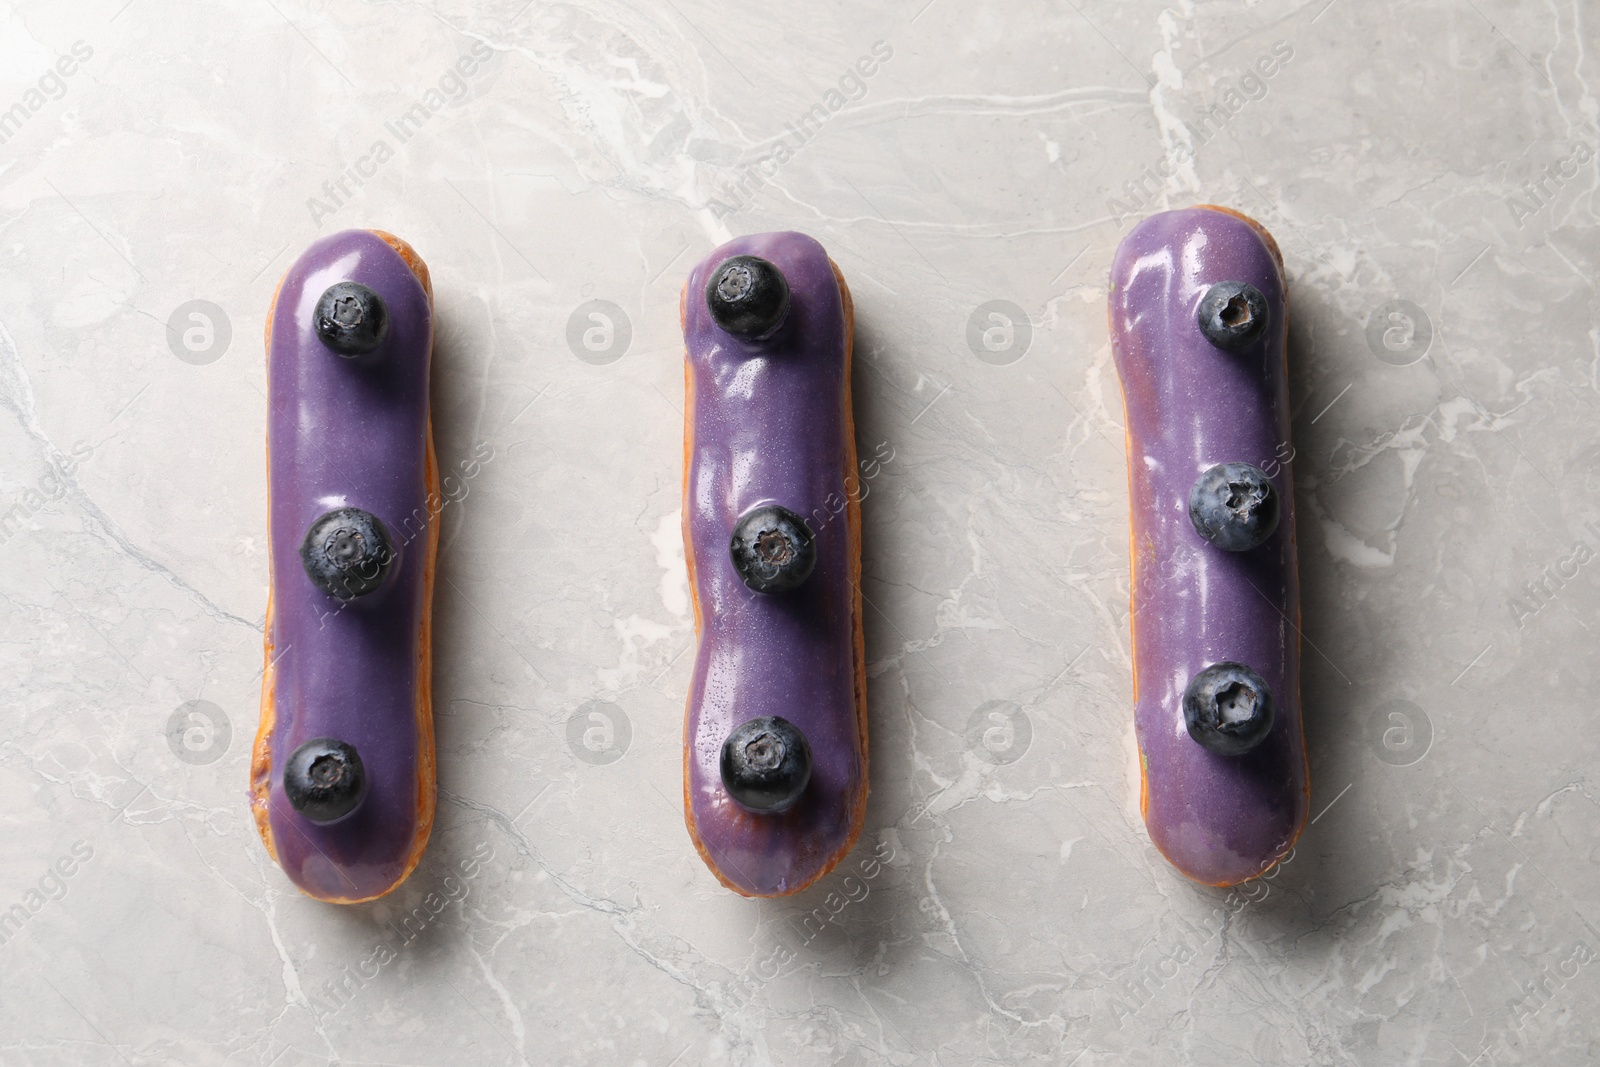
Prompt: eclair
<box><xmin>252</xmin><ymin>229</ymin><xmax>438</xmax><ymax>903</ymax></box>
<box><xmin>679</xmin><ymin>232</ymin><xmax>868</xmax><ymax>897</ymax></box>
<box><xmin>1108</xmin><ymin>206</ymin><xmax>1309</xmax><ymax>886</ymax></box>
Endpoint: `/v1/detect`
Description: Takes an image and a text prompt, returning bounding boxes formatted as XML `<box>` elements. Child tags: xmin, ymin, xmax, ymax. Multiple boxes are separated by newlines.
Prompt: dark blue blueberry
<box><xmin>300</xmin><ymin>507</ymin><xmax>395</xmax><ymax>599</ymax></box>
<box><xmin>283</xmin><ymin>737</ymin><xmax>367</xmax><ymax>823</ymax></box>
<box><xmin>1183</xmin><ymin>662</ymin><xmax>1275</xmax><ymax>756</ymax></box>
<box><xmin>706</xmin><ymin>255</ymin><xmax>790</xmax><ymax>340</ymax></box>
<box><xmin>720</xmin><ymin>716</ymin><xmax>811</xmax><ymax>813</ymax></box>
<box><xmin>1196</xmin><ymin>281</ymin><xmax>1269</xmax><ymax>351</ymax></box>
<box><xmin>730</xmin><ymin>505</ymin><xmax>815</xmax><ymax>594</ymax></box>
<box><xmin>314</xmin><ymin>282</ymin><xmax>389</xmax><ymax>356</ymax></box>
<box><xmin>1189</xmin><ymin>462</ymin><xmax>1279</xmax><ymax>552</ymax></box>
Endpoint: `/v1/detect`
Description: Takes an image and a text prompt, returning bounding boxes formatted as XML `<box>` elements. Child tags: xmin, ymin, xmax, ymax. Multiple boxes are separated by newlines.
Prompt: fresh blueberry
<box><xmin>705</xmin><ymin>255</ymin><xmax>790</xmax><ymax>340</ymax></box>
<box><xmin>720</xmin><ymin>716</ymin><xmax>812</xmax><ymax>813</ymax></box>
<box><xmin>283</xmin><ymin>737</ymin><xmax>367</xmax><ymax>823</ymax></box>
<box><xmin>1196</xmin><ymin>281</ymin><xmax>1269</xmax><ymax>351</ymax></box>
<box><xmin>1189</xmin><ymin>462</ymin><xmax>1280</xmax><ymax>552</ymax></box>
<box><xmin>1182</xmin><ymin>662</ymin><xmax>1275</xmax><ymax>756</ymax></box>
<box><xmin>729</xmin><ymin>505</ymin><xmax>816</xmax><ymax>594</ymax></box>
<box><xmin>314</xmin><ymin>282</ymin><xmax>389</xmax><ymax>356</ymax></box>
<box><xmin>300</xmin><ymin>507</ymin><xmax>395</xmax><ymax>599</ymax></box>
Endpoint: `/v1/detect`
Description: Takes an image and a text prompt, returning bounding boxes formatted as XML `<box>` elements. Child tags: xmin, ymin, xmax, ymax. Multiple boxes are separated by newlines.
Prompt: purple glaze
<box><xmin>682</xmin><ymin>232</ymin><xmax>866</xmax><ymax>897</ymax></box>
<box><xmin>257</xmin><ymin>230</ymin><xmax>434</xmax><ymax>902</ymax></box>
<box><xmin>1109</xmin><ymin>207</ymin><xmax>1308</xmax><ymax>886</ymax></box>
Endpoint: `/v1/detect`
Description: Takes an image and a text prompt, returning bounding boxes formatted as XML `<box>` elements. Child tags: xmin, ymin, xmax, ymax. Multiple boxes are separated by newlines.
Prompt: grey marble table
<box><xmin>0</xmin><ymin>0</ymin><xmax>1597</xmax><ymax>1064</ymax></box>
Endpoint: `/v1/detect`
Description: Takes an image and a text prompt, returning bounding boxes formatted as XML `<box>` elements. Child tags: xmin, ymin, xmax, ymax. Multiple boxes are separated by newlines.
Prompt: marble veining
<box><xmin>0</xmin><ymin>0</ymin><xmax>1597</xmax><ymax>1064</ymax></box>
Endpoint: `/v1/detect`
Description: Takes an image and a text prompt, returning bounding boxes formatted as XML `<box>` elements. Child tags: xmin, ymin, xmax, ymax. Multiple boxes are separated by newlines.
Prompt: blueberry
<box><xmin>705</xmin><ymin>255</ymin><xmax>790</xmax><ymax>340</ymax></box>
<box><xmin>720</xmin><ymin>716</ymin><xmax>812</xmax><ymax>813</ymax></box>
<box><xmin>300</xmin><ymin>508</ymin><xmax>395</xmax><ymax>599</ymax></box>
<box><xmin>729</xmin><ymin>505</ymin><xmax>815</xmax><ymax>594</ymax></box>
<box><xmin>1189</xmin><ymin>462</ymin><xmax>1280</xmax><ymax>552</ymax></box>
<box><xmin>1182</xmin><ymin>662</ymin><xmax>1275</xmax><ymax>756</ymax></box>
<box><xmin>283</xmin><ymin>737</ymin><xmax>367</xmax><ymax>823</ymax></box>
<box><xmin>314</xmin><ymin>282</ymin><xmax>389</xmax><ymax>356</ymax></box>
<box><xmin>1196</xmin><ymin>281</ymin><xmax>1269</xmax><ymax>351</ymax></box>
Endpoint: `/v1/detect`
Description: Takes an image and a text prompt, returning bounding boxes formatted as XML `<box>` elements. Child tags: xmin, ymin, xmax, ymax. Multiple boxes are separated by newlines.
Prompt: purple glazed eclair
<box><xmin>251</xmin><ymin>229</ymin><xmax>438</xmax><ymax>904</ymax></box>
<box><xmin>1109</xmin><ymin>206</ymin><xmax>1309</xmax><ymax>887</ymax></box>
<box><xmin>679</xmin><ymin>232</ymin><xmax>867</xmax><ymax>897</ymax></box>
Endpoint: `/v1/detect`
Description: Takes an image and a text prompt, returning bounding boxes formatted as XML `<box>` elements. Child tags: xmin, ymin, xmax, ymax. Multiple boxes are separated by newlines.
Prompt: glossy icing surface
<box><xmin>257</xmin><ymin>229</ymin><xmax>434</xmax><ymax>902</ymax></box>
<box><xmin>681</xmin><ymin>232</ymin><xmax>865</xmax><ymax>897</ymax></box>
<box><xmin>1109</xmin><ymin>207</ymin><xmax>1308</xmax><ymax>886</ymax></box>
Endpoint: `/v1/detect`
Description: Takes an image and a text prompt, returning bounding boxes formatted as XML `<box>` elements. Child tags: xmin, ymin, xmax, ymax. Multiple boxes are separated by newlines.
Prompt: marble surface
<box><xmin>0</xmin><ymin>0</ymin><xmax>1597</xmax><ymax>1063</ymax></box>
